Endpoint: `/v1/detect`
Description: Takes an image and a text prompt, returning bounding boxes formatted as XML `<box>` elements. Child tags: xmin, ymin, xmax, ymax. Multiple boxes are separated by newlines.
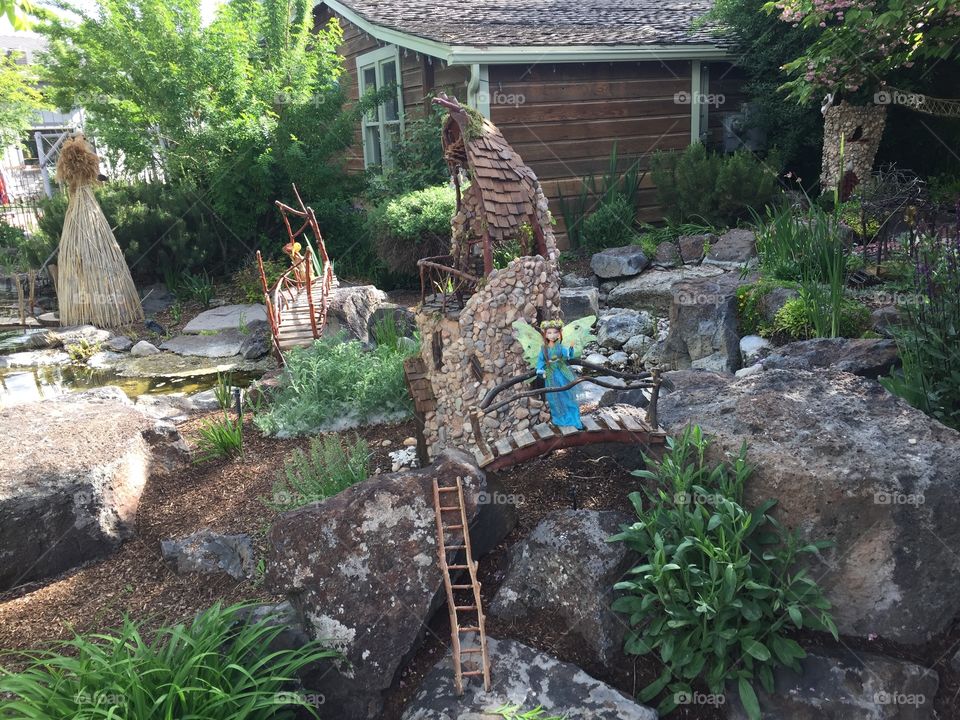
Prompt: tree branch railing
<box><xmin>468</xmin><ymin>362</ymin><xmax>663</xmax><ymax>458</ymax></box>
<box><xmin>418</xmin><ymin>255</ymin><xmax>480</xmax><ymax>311</ymax></box>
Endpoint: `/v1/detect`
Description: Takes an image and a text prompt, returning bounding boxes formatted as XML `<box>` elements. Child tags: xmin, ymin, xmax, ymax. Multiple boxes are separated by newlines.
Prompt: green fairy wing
<box><xmin>512</xmin><ymin>319</ymin><xmax>544</xmax><ymax>370</ymax></box>
<box><xmin>563</xmin><ymin>315</ymin><xmax>597</xmax><ymax>358</ymax></box>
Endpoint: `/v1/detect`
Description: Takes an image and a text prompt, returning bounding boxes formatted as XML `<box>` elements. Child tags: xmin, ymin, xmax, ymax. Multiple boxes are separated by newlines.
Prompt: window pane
<box><xmin>365</xmin><ymin>125</ymin><xmax>382</xmax><ymax>166</ymax></box>
<box><xmin>362</xmin><ymin>67</ymin><xmax>379</xmax><ymax>121</ymax></box>
<box><xmin>382</xmin><ymin>60</ymin><xmax>400</xmax><ymax>121</ymax></box>
<box><xmin>383</xmin><ymin>123</ymin><xmax>402</xmax><ymax>166</ymax></box>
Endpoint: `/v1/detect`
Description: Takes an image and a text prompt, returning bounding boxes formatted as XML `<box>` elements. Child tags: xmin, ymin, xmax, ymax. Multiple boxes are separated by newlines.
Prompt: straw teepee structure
<box><xmin>56</xmin><ymin>135</ymin><xmax>144</xmax><ymax>327</ymax></box>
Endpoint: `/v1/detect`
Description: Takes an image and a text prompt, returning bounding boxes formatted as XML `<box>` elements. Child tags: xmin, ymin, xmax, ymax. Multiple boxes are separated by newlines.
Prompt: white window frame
<box><xmin>356</xmin><ymin>45</ymin><xmax>405</xmax><ymax>168</ymax></box>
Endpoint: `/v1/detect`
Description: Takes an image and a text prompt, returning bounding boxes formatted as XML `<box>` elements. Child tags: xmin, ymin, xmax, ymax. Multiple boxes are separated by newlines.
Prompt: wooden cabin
<box><xmin>313</xmin><ymin>0</ymin><xmax>748</xmax><ymax>241</ymax></box>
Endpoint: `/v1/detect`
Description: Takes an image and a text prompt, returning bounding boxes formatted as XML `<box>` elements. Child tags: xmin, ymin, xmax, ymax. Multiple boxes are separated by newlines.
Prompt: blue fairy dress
<box><xmin>536</xmin><ymin>342</ymin><xmax>584</xmax><ymax>429</ymax></box>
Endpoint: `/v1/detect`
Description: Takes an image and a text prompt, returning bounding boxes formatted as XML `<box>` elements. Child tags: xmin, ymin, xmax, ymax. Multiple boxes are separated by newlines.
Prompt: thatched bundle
<box><xmin>56</xmin><ymin>136</ymin><xmax>143</xmax><ymax>328</ymax></box>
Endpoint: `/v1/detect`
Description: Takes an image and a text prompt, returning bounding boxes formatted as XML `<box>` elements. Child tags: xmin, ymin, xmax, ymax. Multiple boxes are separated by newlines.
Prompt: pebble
<box><xmin>403</xmin><ymin>437</ymin><xmax>417</xmax><ymax>447</ymax></box>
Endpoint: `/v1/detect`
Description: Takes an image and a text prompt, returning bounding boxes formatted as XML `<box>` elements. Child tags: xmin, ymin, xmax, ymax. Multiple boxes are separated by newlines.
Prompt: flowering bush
<box><xmin>769</xmin><ymin>0</ymin><xmax>960</xmax><ymax>103</ymax></box>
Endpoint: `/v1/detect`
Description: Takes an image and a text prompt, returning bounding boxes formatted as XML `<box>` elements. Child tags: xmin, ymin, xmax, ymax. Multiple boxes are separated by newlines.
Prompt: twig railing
<box><xmin>418</xmin><ymin>255</ymin><xmax>480</xmax><ymax>311</ymax></box>
<box><xmin>468</xmin><ymin>362</ymin><xmax>663</xmax><ymax>458</ymax></box>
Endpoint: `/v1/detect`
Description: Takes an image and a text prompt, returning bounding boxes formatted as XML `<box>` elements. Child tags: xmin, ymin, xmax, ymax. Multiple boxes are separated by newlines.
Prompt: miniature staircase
<box><xmin>432</xmin><ymin>477</ymin><xmax>491</xmax><ymax>695</ymax></box>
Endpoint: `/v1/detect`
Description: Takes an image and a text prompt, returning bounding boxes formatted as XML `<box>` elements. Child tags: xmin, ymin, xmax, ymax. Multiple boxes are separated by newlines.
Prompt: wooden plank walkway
<box><xmin>473</xmin><ymin>404</ymin><xmax>666</xmax><ymax>471</ymax></box>
<box><xmin>274</xmin><ymin>277</ymin><xmax>330</xmax><ymax>353</ymax></box>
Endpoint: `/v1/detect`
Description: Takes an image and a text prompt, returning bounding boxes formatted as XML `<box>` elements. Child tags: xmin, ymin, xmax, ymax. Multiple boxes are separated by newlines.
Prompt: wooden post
<box><xmin>469</xmin><ymin>407</ymin><xmax>492</xmax><ymax>459</ymax></box>
<box><xmin>646</xmin><ymin>369</ymin><xmax>661</xmax><ymax>428</ymax></box>
<box><xmin>304</xmin><ymin>247</ymin><xmax>318</xmax><ymax>339</ymax></box>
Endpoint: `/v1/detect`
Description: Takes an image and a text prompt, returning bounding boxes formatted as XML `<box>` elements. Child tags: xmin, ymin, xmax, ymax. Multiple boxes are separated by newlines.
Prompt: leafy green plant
<box><xmin>268</xmin><ymin>434</ymin><xmax>371</xmax><ymax>510</ymax></box>
<box><xmin>179</xmin><ymin>270</ymin><xmax>215</xmax><ymax>306</ymax></box>
<box><xmin>579</xmin><ymin>193</ymin><xmax>640</xmax><ymax>253</ymax></box>
<box><xmin>735</xmin><ymin>278</ymin><xmax>799</xmax><ymax>336</ymax></box>
<box><xmin>65</xmin><ymin>339</ymin><xmax>101</xmax><ymax>363</ymax></box>
<box><xmin>609</xmin><ymin>425</ymin><xmax>836</xmax><ymax>719</ymax></box>
<box><xmin>771</xmin><ymin>294</ymin><xmax>869</xmax><ymax>340</ymax></box>
<box><xmin>234</xmin><ymin>256</ymin><xmax>287</xmax><ymax>303</ymax></box>
<box><xmin>214</xmin><ymin>372</ymin><xmax>235</xmax><ymax>411</ymax></box>
<box><xmin>253</xmin><ymin>333</ymin><xmax>419</xmax><ymax>436</ymax></box>
<box><xmin>651</xmin><ymin>144</ymin><xmax>781</xmax><ymax>227</ymax></box>
<box><xmin>195</xmin><ymin>411</ymin><xmax>243</xmax><ymax>461</ymax></box>
<box><xmin>0</xmin><ymin>602</ymin><xmax>337</xmax><ymax>719</ymax></box>
<box><xmin>881</xmin><ymin>233</ymin><xmax>960</xmax><ymax>429</ymax></box>
<box><xmin>488</xmin><ymin>704</ymin><xmax>566</xmax><ymax>720</ymax></box>
<box><xmin>170</xmin><ymin>302</ymin><xmax>183</xmax><ymax>325</ymax></box>
<box><xmin>369</xmin><ymin>184</ymin><xmax>455</xmax><ymax>278</ymax></box>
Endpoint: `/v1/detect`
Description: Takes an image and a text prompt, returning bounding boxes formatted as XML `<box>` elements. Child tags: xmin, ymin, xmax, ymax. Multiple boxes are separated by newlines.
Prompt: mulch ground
<box><xmin>1</xmin><ymin>416</ymin><xmax>959</xmax><ymax>719</ymax></box>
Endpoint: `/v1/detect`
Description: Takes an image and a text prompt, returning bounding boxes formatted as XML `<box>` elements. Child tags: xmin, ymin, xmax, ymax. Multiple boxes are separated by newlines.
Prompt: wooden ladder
<box><xmin>432</xmin><ymin>477</ymin><xmax>491</xmax><ymax>695</ymax></box>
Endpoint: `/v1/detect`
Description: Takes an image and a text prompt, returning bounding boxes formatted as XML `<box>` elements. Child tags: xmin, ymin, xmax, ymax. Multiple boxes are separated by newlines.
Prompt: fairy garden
<box><xmin>2</xmin><ymin>0</ymin><xmax>960</xmax><ymax>718</ymax></box>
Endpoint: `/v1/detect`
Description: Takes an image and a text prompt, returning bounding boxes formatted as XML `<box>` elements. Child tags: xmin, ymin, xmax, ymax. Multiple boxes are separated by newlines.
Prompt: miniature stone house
<box><xmin>407</xmin><ymin>96</ymin><xmax>562</xmax><ymax>459</ymax></box>
<box><xmin>820</xmin><ymin>102</ymin><xmax>887</xmax><ymax>196</ymax></box>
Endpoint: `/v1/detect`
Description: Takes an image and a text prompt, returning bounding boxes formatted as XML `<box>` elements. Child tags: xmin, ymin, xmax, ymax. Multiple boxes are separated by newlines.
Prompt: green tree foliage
<box><xmin>0</xmin><ymin>52</ymin><xmax>44</xmax><ymax>147</ymax></box>
<box><xmin>369</xmin><ymin>184</ymin><xmax>455</xmax><ymax>277</ymax></box>
<box><xmin>704</xmin><ymin>0</ymin><xmax>822</xmax><ymax>177</ymax></box>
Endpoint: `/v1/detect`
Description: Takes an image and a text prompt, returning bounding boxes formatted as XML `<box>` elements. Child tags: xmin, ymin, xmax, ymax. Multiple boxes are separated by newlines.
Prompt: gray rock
<box><xmin>111</xmin><ymin>352</ymin><xmax>275</xmax><ymax>380</ymax></box>
<box><xmin>658</xmin><ymin>270</ymin><xmax>754</xmax><ymax>373</ymax></box>
<box><xmin>606</xmin><ymin>265</ymin><xmax>725</xmax><ymax>315</ymax></box>
<box><xmin>104</xmin><ymin>335</ymin><xmax>134</xmax><ymax>352</ymax></box>
<box><xmin>757</xmin><ymin>284</ymin><xmax>799</xmax><ymax>326</ymax></box>
<box><xmin>560</xmin><ymin>287</ymin><xmax>599</xmax><ymax>321</ymax></box>
<box><xmin>623</xmin><ymin>334</ymin><xmax>654</xmax><ymax>355</ymax></box>
<box><xmin>234</xmin><ymin>602</ymin><xmax>310</xmax><ymax>654</ymax></box>
<box><xmin>640</xmin><ymin>339</ymin><xmax>667</xmax><ymax>368</ymax></box>
<box><xmin>130</xmin><ymin>340</ymin><xmax>160</xmax><ymax>357</ymax></box>
<box><xmin>402</xmin><ymin>637</ymin><xmax>657</xmax><ymax>720</ymax></box>
<box><xmin>490</xmin><ymin>510</ymin><xmax>635</xmax><ymax>665</ymax></box>
<box><xmin>187</xmin><ymin>388</ymin><xmax>224</xmax><ymax>412</ymax></box>
<box><xmin>562</xmin><ymin>272</ymin><xmax>597</xmax><ymax>288</ymax></box>
<box><xmin>678</xmin><ymin>233</ymin><xmax>717</xmax><ymax>264</ymax></box>
<box><xmin>734</xmin><ymin>362</ymin><xmax>763</xmax><ymax>378</ymax></box>
<box><xmin>740</xmin><ymin>334</ymin><xmax>772</xmax><ymax>365</ymax></box>
<box><xmin>323</xmin><ymin>285</ymin><xmax>388</xmax><ymax>344</ymax></box>
<box><xmin>608</xmin><ymin>351</ymin><xmax>628</xmax><ymax>365</ymax></box>
<box><xmin>53</xmin><ymin>325</ymin><xmax>112</xmax><ymax>347</ymax></box>
<box><xmin>658</xmin><ymin>368</ymin><xmax>960</xmax><ymax>644</ymax></box>
<box><xmin>762</xmin><ymin>337</ymin><xmax>900</xmax><ymax>378</ymax></box>
<box><xmin>367</xmin><ymin>303</ymin><xmax>416</xmax><ymax>343</ymax></box>
<box><xmin>139</xmin><ymin>283</ymin><xmax>176</xmax><ymax>316</ymax></box>
<box><xmin>590</xmin><ymin>246</ymin><xmax>650</xmax><ymax>279</ymax></box>
<box><xmin>727</xmin><ymin>648</ymin><xmax>938</xmax><ymax>720</ymax></box>
<box><xmin>161</xmin><ymin>330</ymin><xmax>245</xmax><ymax>358</ymax></box>
<box><xmin>134</xmin><ymin>394</ymin><xmax>194</xmax><ymax>421</ymax></box>
<box><xmin>267</xmin><ymin>450</ymin><xmax>515</xmax><ymax>720</ymax></box>
<box><xmin>600</xmin><ymin>387</ymin><xmax>650</xmax><ymax>408</ymax></box>
<box><xmin>239</xmin><ymin>324</ymin><xmax>272</xmax><ymax>359</ymax></box>
<box><xmin>0</xmin><ymin>349</ymin><xmax>71</xmax><ymax>367</ymax></box>
<box><xmin>703</xmin><ymin>228</ymin><xmax>757</xmax><ymax>265</ymax></box>
<box><xmin>583</xmin><ymin>352</ymin><xmax>608</xmax><ymax>367</ymax></box>
<box><xmin>182</xmin><ymin>304</ymin><xmax>267</xmax><ymax>334</ymax></box>
<box><xmin>871</xmin><ymin>305</ymin><xmax>904</xmax><ymax>337</ymax></box>
<box><xmin>161</xmin><ymin>530</ymin><xmax>255</xmax><ymax>580</ymax></box>
<box><xmin>598</xmin><ymin>309</ymin><xmax>654</xmax><ymax>349</ymax></box>
<box><xmin>652</xmin><ymin>241</ymin><xmax>681</xmax><ymax>268</ymax></box>
<box><xmin>0</xmin><ymin>388</ymin><xmax>176</xmax><ymax>590</ymax></box>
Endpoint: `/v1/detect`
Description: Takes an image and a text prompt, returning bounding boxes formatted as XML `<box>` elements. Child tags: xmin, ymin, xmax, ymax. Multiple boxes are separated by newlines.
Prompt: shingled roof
<box><xmin>326</xmin><ymin>0</ymin><xmax>720</xmax><ymax>47</ymax></box>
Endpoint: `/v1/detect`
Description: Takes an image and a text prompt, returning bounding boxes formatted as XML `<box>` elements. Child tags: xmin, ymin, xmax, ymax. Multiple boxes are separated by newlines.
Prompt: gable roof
<box><xmin>319</xmin><ymin>0</ymin><xmax>728</xmax><ymax>62</ymax></box>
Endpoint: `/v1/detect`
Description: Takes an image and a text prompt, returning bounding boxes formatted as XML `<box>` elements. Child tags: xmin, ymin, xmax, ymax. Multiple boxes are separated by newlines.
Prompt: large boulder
<box><xmin>402</xmin><ymin>637</ymin><xmax>657</xmax><ymax>720</ymax></box>
<box><xmin>761</xmin><ymin>337</ymin><xmax>900</xmax><ymax>378</ymax></box>
<box><xmin>182</xmin><ymin>303</ymin><xmax>267</xmax><ymax>334</ymax></box>
<box><xmin>606</xmin><ymin>265</ymin><xmax>725</xmax><ymax>315</ymax></box>
<box><xmin>0</xmin><ymin>387</ymin><xmax>182</xmax><ymax>590</ymax></box>
<box><xmin>703</xmin><ymin>228</ymin><xmax>757</xmax><ymax>266</ymax></box>
<box><xmin>560</xmin><ymin>286</ymin><xmax>600</xmax><ymax>321</ymax></box>
<box><xmin>597</xmin><ymin>309</ymin><xmax>655</xmax><ymax>350</ymax></box>
<box><xmin>658</xmin><ymin>368</ymin><xmax>960</xmax><ymax>644</ymax></box>
<box><xmin>658</xmin><ymin>270</ymin><xmax>753</xmax><ymax>373</ymax></box>
<box><xmin>590</xmin><ymin>246</ymin><xmax>650</xmax><ymax>279</ymax></box>
<box><xmin>366</xmin><ymin>303</ymin><xmax>417</xmax><ymax>343</ymax></box>
<box><xmin>266</xmin><ymin>450</ymin><xmax>515</xmax><ymax>720</ymax></box>
<box><xmin>727</xmin><ymin>648</ymin><xmax>938</xmax><ymax>719</ymax></box>
<box><xmin>324</xmin><ymin>285</ymin><xmax>388</xmax><ymax>343</ymax></box>
<box><xmin>678</xmin><ymin>233</ymin><xmax>717</xmax><ymax>264</ymax></box>
<box><xmin>161</xmin><ymin>330</ymin><xmax>245</xmax><ymax>358</ymax></box>
<box><xmin>490</xmin><ymin>509</ymin><xmax>634</xmax><ymax>665</ymax></box>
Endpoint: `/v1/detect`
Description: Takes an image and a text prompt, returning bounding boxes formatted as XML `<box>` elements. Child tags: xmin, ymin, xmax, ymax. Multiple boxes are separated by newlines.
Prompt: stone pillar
<box><xmin>820</xmin><ymin>102</ymin><xmax>887</xmax><ymax>193</ymax></box>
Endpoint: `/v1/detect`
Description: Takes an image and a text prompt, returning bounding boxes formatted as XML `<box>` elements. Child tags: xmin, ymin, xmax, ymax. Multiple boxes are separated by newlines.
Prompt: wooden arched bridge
<box><xmin>468</xmin><ymin>362</ymin><xmax>667</xmax><ymax>471</ymax></box>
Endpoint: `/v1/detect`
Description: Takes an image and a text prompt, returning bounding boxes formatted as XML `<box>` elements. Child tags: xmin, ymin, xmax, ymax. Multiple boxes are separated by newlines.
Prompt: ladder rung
<box><xmin>439</xmin><ymin>506</ymin><xmax>461</xmax><ymax>511</ymax></box>
<box><xmin>451</xmin><ymin>584</ymin><xmax>473</xmax><ymax>590</ymax></box>
<box><xmin>455</xmin><ymin>605</ymin><xmax>477</xmax><ymax>611</ymax></box>
<box><xmin>445</xmin><ymin>525</ymin><xmax>464</xmax><ymax>531</ymax></box>
<box><xmin>461</xmin><ymin>648</ymin><xmax>483</xmax><ymax>654</ymax></box>
<box><xmin>462</xmin><ymin>670</ymin><xmax>485</xmax><ymax>677</ymax></box>
<box><xmin>445</xmin><ymin>545</ymin><xmax>466</xmax><ymax>551</ymax></box>
<box><xmin>448</xmin><ymin>564</ymin><xmax>469</xmax><ymax>570</ymax></box>
<box><xmin>437</xmin><ymin>487</ymin><xmax>458</xmax><ymax>493</ymax></box>
<box><xmin>460</xmin><ymin>626</ymin><xmax>481</xmax><ymax>632</ymax></box>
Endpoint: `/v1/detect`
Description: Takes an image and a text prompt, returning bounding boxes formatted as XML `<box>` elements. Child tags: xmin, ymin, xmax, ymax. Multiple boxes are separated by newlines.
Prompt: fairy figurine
<box><xmin>512</xmin><ymin>316</ymin><xmax>597</xmax><ymax>429</ymax></box>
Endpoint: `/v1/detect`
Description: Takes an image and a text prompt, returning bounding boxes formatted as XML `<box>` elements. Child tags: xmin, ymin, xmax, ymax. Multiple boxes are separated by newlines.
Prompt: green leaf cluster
<box><xmin>609</xmin><ymin>425</ymin><xmax>837</xmax><ymax>719</ymax></box>
<box><xmin>368</xmin><ymin>184</ymin><xmax>456</xmax><ymax>278</ymax></box>
<box><xmin>268</xmin><ymin>434</ymin><xmax>371</xmax><ymax>510</ymax></box>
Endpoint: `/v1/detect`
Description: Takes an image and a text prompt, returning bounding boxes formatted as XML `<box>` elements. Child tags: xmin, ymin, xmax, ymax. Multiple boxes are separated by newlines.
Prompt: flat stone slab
<box><xmin>0</xmin><ymin>350</ymin><xmax>71</xmax><ymax>368</ymax></box>
<box><xmin>402</xmin><ymin>636</ymin><xmax>657</xmax><ymax>720</ymax></box>
<box><xmin>762</xmin><ymin>337</ymin><xmax>900</xmax><ymax>378</ymax></box>
<box><xmin>161</xmin><ymin>329</ymin><xmax>245</xmax><ymax>358</ymax></box>
<box><xmin>606</xmin><ymin>265</ymin><xmax>725</xmax><ymax>314</ymax></box>
<box><xmin>108</xmin><ymin>352</ymin><xmax>275</xmax><ymax>379</ymax></box>
<box><xmin>704</xmin><ymin>228</ymin><xmax>757</xmax><ymax>265</ymax></box>
<box><xmin>590</xmin><ymin>246</ymin><xmax>650</xmax><ymax>279</ymax></box>
<box><xmin>182</xmin><ymin>304</ymin><xmax>267</xmax><ymax>334</ymax></box>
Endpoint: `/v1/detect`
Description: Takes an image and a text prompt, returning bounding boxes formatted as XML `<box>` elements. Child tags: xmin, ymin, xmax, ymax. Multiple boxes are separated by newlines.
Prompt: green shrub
<box><xmin>253</xmin><ymin>331</ymin><xmax>419</xmax><ymax>437</ymax></box>
<box><xmin>651</xmin><ymin>144</ymin><xmax>781</xmax><ymax>227</ymax></box>
<box><xmin>269</xmin><ymin>434</ymin><xmax>371</xmax><ymax>510</ymax></box>
<box><xmin>37</xmin><ymin>181</ymin><xmax>233</xmax><ymax>281</ymax></box>
<box><xmin>772</xmin><ymin>294</ymin><xmax>869</xmax><ymax>340</ymax></box>
<box><xmin>736</xmin><ymin>278</ymin><xmax>800</xmax><ymax>336</ymax></box>
<box><xmin>195</xmin><ymin>412</ymin><xmax>244</xmax><ymax>461</ymax></box>
<box><xmin>0</xmin><ymin>602</ymin><xmax>337</xmax><ymax>719</ymax></box>
<box><xmin>369</xmin><ymin>184</ymin><xmax>455</xmax><ymax>279</ymax></box>
<box><xmin>0</xmin><ymin>220</ymin><xmax>54</xmax><ymax>272</ymax></box>
<box><xmin>580</xmin><ymin>193</ymin><xmax>639</xmax><ymax>252</ymax></box>
<box><xmin>881</xmin><ymin>234</ymin><xmax>960</xmax><ymax>429</ymax></box>
<box><xmin>609</xmin><ymin>425</ymin><xmax>836</xmax><ymax>719</ymax></box>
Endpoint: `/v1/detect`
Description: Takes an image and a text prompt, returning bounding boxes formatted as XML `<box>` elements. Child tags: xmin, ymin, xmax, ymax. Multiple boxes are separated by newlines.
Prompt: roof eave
<box><xmin>318</xmin><ymin>0</ymin><xmax>732</xmax><ymax>64</ymax></box>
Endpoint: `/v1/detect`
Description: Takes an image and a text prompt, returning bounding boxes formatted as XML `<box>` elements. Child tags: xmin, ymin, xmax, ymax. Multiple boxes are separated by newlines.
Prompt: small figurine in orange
<box><xmin>283</xmin><ymin>240</ymin><xmax>309</xmax><ymax>285</ymax></box>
